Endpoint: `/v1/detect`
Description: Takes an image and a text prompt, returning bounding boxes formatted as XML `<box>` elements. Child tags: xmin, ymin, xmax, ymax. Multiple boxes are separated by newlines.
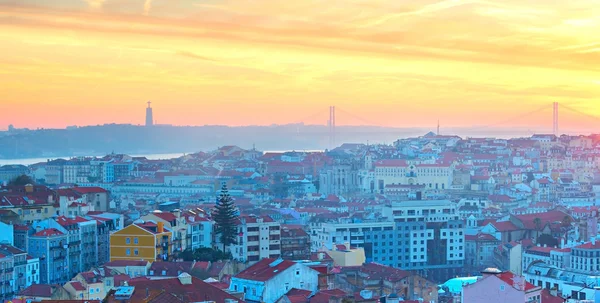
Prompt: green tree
<box><xmin>9</xmin><ymin>175</ymin><xmax>35</xmax><ymax>186</ymax></box>
<box><xmin>537</xmin><ymin>234</ymin><xmax>558</xmax><ymax>247</ymax></box>
<box><xmin>190</xmin><ymin>268</ymin><xmax>211</xmax><ymax>280</ymax></box>
<box><xmin>533</xmin><ymin>217</ymin><xmax>542</xmax><ymax>231</ymax></box>
<box><xmin>213</xmin><ymin>184</ymin><xmax>239</xmax><ymax>252</ymax></box>
<box><xmin>562</xmin><ymin>215</ymin><xmax>573</xmax><ymax>228</ymax></box>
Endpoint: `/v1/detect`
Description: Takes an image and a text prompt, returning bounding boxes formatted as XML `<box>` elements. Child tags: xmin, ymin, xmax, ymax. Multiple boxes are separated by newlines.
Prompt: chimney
<box><xmin>592</xmin><ymin>237</ymin><xmax>596</xmax><ymax>246</ymax></box>
<box><xmin>344</xmin><ymin>242</ymin><xmax>350</xmax><ymax>250</ymax></box>
<box><xmin>560</xmin><ymin>237</ymin><xmax>565</xmax><ymax>249</ymax></box>
<box><xmin>173</xmin><ymin>209</ymin><xmax>181</xmax><ymax>218</ymax></box>
<box><xmin>47</xmin><ymin>195</ymin><xmax>53</xmax><ymax>204</ymax></box>
<box><xmin>157</xmin><ymin>222</ymin><xmax>164</xmax><ymax>233</ymax></box>
<box><xmin>25</xmin><ymin>184</ymin><xmax>33</xmax><ymax>193</ymax></box>
<box><xmin>318</xmin><ymin>252</ymin><xmax>324</xmax><ymax>261</ymax></box>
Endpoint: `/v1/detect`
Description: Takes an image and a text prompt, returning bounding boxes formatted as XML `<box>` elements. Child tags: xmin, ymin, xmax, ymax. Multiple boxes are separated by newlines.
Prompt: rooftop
<box><xmin>235</xmin><ymin>258</ymin><xmax>296</xmax><ymax>281</ymax></box>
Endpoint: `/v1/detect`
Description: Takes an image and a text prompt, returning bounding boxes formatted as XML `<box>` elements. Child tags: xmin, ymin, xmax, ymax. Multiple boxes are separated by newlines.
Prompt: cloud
<box><xmin>143</xmin><ymin>0</ymin><xmax>152</xmax><ymax>16</ymax></box>
<box><xmin>176</xmin><ymin>50</ymin><xmax>218</xmax><ymax>62</ymax></box>
<box><xmin>85</xmin><ymin>0</ymin><xmax>105</xmax><ymax>11</ymax></box>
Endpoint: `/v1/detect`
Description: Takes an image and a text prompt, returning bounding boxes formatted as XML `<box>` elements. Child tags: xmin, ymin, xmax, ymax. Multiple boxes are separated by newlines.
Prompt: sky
<box><xmin>1</xmin><ymin>0</ymin><xmax>600</xmax><ymax>131</ymax></box>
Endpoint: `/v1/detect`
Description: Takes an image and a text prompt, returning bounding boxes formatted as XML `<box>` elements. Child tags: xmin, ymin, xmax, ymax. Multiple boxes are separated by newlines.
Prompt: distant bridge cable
<box><xmin>335</xmin><ymin>107</ymin><xmax>381</xmax><ymax>126</ymax></box>
<box><xmin>474</xmin><ymin>104</ymin><xmax>549</xmax><ymax>130</ymax></box>
<box><xmin>560</xmin><ymin>103</ymin><xmax>600</xmax><ymax>123</ymax></box>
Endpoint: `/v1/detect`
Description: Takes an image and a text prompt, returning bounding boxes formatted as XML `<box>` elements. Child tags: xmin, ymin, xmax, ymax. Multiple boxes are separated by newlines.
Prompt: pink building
<box><xmin>462</xmin><ymin>268</ymin><xmax>542</xmax><ymax>303</ymax></box>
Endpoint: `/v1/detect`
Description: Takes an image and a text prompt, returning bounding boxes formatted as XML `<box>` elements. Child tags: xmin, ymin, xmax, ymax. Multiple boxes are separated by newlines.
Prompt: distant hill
<box><xmin>0</xmin><ymin>124</ymin><xmax>421</xmax><ymax>159</ymax></box>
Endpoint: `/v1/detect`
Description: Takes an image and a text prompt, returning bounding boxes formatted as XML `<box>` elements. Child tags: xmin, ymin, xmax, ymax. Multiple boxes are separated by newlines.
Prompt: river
<box><xmin>0</xmin><ymin>153</ymin><xmax>192</xmax><ymax>166</ymax></box>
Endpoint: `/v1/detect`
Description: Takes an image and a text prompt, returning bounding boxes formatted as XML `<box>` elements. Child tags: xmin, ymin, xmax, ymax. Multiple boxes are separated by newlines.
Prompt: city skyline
<box><xmin>1</xmin><ymin>0</ymin><xmax>600</xmax><ymax>130</ymax></box>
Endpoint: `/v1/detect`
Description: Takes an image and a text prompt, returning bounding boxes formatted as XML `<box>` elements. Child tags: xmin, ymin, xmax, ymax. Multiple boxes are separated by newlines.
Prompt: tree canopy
<box><xmin>213</xmin><ymin>184</ymin><xmax>239</xmax><ymax>251</ymax></box>
<box><xmin>9</xmin><ymin>175</ymin><xmax>35</xmax><ymax>186</ymax></box>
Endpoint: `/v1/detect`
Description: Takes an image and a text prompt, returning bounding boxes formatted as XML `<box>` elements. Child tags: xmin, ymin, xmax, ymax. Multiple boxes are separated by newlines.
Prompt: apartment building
<box><xmin>109</xmin><ymin>222</ymin><xmax>172</xmax><ymax>262</ymax></box>
<box><xmin>312</xmin><ymin>221</ymin><xmax>394</xmax><ymax>252</ymax></box>
<box><xmin>230</xmin><ymin>216</ymin><xmax>281</xmax><ymax>263</ymax></box>
<box><xmin>63</xmin><ymin>159</ymin><xmax>92</xmax><ymax>184</ymax></box>
<box><xmin>55</xmin><ymin>216</ymin><xmax>98</xmax><ymax>277</ymax></box>
<box><xmin>0</xmin><ymin>245</ymin><xmax>28</xmax><ymax>296</ymax></box>
<box><xmin>380</xmin><ymin>200</ymin><xmax>465</xmax><ymax>282</ymax></box>
<box><xmin>72</xmin><ymin>187</ymin><xmax>110</xmax><ymax>212</ymax></box>
<box><xmin>281</xmin><ymin>227</ymin><xmax>311</xmax><ymax>260</ymax></box>
<box><xmin>28</xmin><ymin>228</ymin><xmax>69</xmax><ymax>284</ymax></box>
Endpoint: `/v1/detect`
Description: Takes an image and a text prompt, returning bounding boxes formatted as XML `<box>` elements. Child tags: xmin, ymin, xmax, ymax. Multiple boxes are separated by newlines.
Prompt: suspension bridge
<box><xmin>293</xmin><ymin>102</ymin><xmax>600</xmax><ymax>148</ymax></box>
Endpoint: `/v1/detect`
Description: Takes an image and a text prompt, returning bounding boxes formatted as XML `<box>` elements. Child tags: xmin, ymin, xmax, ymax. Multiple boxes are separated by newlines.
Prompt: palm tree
<box><xmin>533</xmin><ymin>217</ymin><xmax>542</xmax><ymax>231</ymax></box>
<box><xmin>562</xmin><ymin>215</ymin><xmax>573</xmax><ymax>228</ymax></box>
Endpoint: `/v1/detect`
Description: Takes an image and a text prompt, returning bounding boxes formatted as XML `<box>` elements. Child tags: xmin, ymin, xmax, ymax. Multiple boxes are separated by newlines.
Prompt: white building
<box><xmin>312</xmin><ymin>221</ymin><xmax>394</xmax><ymax>251</ymax></box>
<box><xmin>26</xmin><ymin>256</ymin><xmax>40</xmax><ymax>288</ymax></box>
<box><xmin>230</xmin><ymin>216</ymin><xmax>281</xmax><ymax>263</ymax></box>
<box><xmin>373</xmin><ymin>160</ymin><xmax>454</xmax><ymax>193</ymax></box>
<box><xmin>229</xmin><ymin>258</ymin><xmax>319</xmax><ymax>303</ymax></box>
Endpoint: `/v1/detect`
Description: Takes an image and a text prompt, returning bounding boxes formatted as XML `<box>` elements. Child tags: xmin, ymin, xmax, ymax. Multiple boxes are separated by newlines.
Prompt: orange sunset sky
<box><xmin>1</xmin><ymin>0</ymin><xmax>599</xmax><ymax>131</ymax></box>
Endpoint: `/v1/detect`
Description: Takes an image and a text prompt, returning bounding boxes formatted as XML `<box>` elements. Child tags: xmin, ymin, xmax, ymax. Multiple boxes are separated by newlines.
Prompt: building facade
<box><xmin>230</xmin><ymin>216</ymin><xmax>281</xmax><ymax>263</ymax></box>
<box><xmin>109</xmin><ymin>222</ymin><xmax>172</xmax><ymax>262</ymax></box>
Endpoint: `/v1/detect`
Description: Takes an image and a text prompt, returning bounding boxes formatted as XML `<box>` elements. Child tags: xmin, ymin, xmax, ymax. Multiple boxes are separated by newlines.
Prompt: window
<box><xmin>500</xmin><ymin>285</ymin><xmax>505</xmax><ymax>291</ymax></box>
<box><xmin>96</xmin><ymin>288</ymin><xmax>100</xmax><ymax>293</ymax></box>
<box><xmin>134</xmin><ymin>249</ymin><xmax>139</xmax><ymax>256</ymax></box>
<box><xmin>134</xmin><ymin>237</ymin><xmax>139</xmax><ymax>244</ymax></box>
<box><xmin>125</xmin><ymin>238</ymin><xmax>131</xmax><ymax>244</ymax></box>
<box><xmin>126</xmin><ymin>249</ymin><xmax>131</xmax><ymax>256</ymax></box>
<box><xmin>90</xmin><ymin>289</ymin><xmax>95</xmax><ymax>294</ymax></box>
<box><xmin>296</xmin><ymin>269</ymin><xmax>300</xmax><ymax>276</ymax></box>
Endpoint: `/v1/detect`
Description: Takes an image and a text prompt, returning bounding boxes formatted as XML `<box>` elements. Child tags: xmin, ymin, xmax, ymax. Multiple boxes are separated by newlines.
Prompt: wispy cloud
<box><xmin>143</xmin><ymin>0</ymin><xmax>152</xmax><ymax>16</ymax></box>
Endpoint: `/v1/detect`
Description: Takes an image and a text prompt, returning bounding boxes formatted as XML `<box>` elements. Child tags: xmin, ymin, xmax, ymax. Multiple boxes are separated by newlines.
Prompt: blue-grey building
<box><xmin>28</xmin><ymin>228</ymin><xmax>69</xmax><ymax>284</ymax></box>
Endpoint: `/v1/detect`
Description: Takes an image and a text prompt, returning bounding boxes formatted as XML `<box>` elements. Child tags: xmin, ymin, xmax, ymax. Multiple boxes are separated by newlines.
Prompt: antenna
<box><xmin>437</xmin><ymin>120</ymin><xmax>440</xmax><ymax>135</ymax></box>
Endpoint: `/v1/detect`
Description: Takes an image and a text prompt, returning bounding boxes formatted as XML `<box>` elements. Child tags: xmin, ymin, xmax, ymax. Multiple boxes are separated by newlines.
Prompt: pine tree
<box><xmin>213</xmin><ymin>184</ymin><xmax>239</xmax><ymax>252</ymax></box>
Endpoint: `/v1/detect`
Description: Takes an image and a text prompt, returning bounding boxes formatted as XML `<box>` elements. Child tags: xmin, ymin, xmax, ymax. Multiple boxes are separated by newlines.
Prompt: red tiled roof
<box><xmin>149</xmin><ymin>261</ymin><xmax>195</xmax><ymax>277</ymax></box>
<box><xmin>125</xmin><ymin>276</ymin><xmax>241</xmax><ymax>303</ymax></box>
<box><xmin>236</xmin><ymin>215</ymin><xmax>274</xmax><ymax>224</ymax></box>
<box><xmin>490</xmin><ymin>221</ymin><xmax>519</xmax><ymax>232</ymax></box>
<box><xmin>515</xmin><ymin>210</ymin><xmax>571</xmax><ymax>230</ymax></box>
<box><xmin>72</xmin><ymin>187</ymin><xmax>107</xmax><ymax>194</ymax></box>
<box><xmin>465</xmin><ymin>233</ymin><xmax>497</xmax><ymax>242</ymax></box>
<box><xmin>152</xmin><ymin>212</ymin><xmax>178</xmax><ymax>222</ymax></box>
<box><xmin>541</xmin><ymin>289</ymin><xmax>564</xmax><ymax>303</ymax></box>
<box><xmin>69</xmin><ymin>281</ymin><xmax>86</xmax><ymax>291</ymax></box>
<box><xmin>488</xmin><ymin>195</ymin><xmax>513</xmax><ymax>203</ymax></box>
<box><xmin>105</xmin><ymin>260</ymin><xmax>149</xmax><ymax>267</ymax></box>
<box><xmin>235</xmin><ymin>258</ymin><xmax>296</xmax><ymax>281</ymax></box>
<box><xmin>310</xmin><ymin>289</ymin><xmax>348</xmax><ymax>303</ymax></box>
<box><xmin>19</xmin><ymin>284</ymin><xmax>57</xmax><ymax>297</ymax></box>
<box><xmin>575</xmin><ymin>241</ymin><xmax>600</xmax><ymax>250</ymax></box>
<box><xmin>0</xmin><ymin>244</ymin><xmax>26</xmax><ymax>255</ymax></box>
<box><xmin>497</xmin><ymin>272</ymin><xmax>537</xmax><ymax>292</ymax></box>
<box><xmin>56</xmin><ymin>215</ymin><xmax>89</xmax><ymax>227</ymax></box>
<box><xmin>32</xmin><ymin>228</ymin><xmax>64</xmax><ymax>237</ymax></box>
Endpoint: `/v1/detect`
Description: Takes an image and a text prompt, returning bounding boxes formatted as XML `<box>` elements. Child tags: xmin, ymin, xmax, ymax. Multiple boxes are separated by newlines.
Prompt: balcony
<box><xmin>4</xmin><ymin>267</ymin><xmax>13</xmax><ymax>272</ymax></box>
<box><xmin>14</xmin><ymin>261</ymin><xmax>26</xmax><ymax>267</ymax></box>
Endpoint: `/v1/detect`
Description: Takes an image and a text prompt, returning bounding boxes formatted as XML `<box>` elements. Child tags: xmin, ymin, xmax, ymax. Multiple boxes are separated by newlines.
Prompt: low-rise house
<box><xmin>230</xmin><ymin>258</ymin><xmax>320</xmax><ymax>303</ymax></box>
<box><xmin>336</xmin><ymin>263</ymin><xmax>437</xmax><ymax>303</ymax></box>
<box><xmin>462</xmin><ymin>269</ymin><xmax>542</xmax><ymax>303</ymax></box>
<box><xmin>18</xmin><ymin>284</ymin><xmax>71</xmax><ymax>301</ymax></box>
<box><xmin>148</xmin><ymin>261</ymin><xmax>195</xmax><ymax>279</ymax></box>
<box><xmin>104</xmin><ymin>260</ymin><xmax>149</xmax><ymax>278</ymax></box>
<box><xmin>104</xmin><ymin>273</ymin><xmax>242</xmax><ymax>303</ymax></box>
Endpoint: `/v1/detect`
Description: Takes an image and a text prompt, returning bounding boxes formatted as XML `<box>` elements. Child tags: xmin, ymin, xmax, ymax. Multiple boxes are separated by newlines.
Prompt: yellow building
<box><xmin>325</xmin><ymin>243</ymin><xmax>366</xmax><ymax>266</ymax></box>
<box><xmin>109</xmin><ymin>222</ymin><xmax>172</xmax><ymax>262</ymax></box>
